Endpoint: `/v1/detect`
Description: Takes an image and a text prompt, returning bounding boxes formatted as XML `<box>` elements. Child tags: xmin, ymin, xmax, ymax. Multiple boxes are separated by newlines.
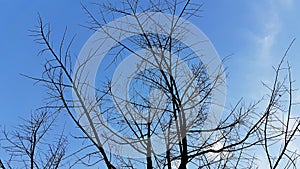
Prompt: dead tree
<box><xmin>25</xmin><ymin>0</ymin><xmax>300</xmax><ymax>168</ymax></box>
<box><xmin>1</xmin><ymin>111</ymin><xmax>67</xmax><ymax>169</ymax></box>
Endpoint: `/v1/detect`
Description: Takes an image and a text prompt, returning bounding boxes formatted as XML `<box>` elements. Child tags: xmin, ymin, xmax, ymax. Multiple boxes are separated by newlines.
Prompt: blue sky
<box><xmin>0</xmin><ymin>0</ymin><xmax>83</xmax><ymax>125</ymax></box>
<box><xmin>1</xmin><ymin>0</ymin><xmax>300</xmax><ymax>168</ymax></box>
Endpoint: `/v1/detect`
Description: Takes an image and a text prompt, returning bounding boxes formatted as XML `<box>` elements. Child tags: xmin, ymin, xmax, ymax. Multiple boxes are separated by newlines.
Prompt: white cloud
<box><xmin>171</xmin><ymin>160</ymin><xmax>185</xmax><ymax>169</ymax></box>
<box><xmin>238</xmin><ymin>1</ymin><xmax>284</xmax><ymax>101</ymax></box>
<box><xmin>279</xmin><ymin>0</ymin><xmax>294</xmax><ymax>8</ymax></box>
<box><xmin>241</xmin><ymin>2</ymin><xmax>299</xmax><ymax>168</ymax></box>
<box><xmin>257</xmin><ymin>154</ymin><xmax>270</xmax><ymax>169</ymax></box>
<box><xmin>254</xmin><ymin>1</ymin><xmax>280</xmax><ymax>65</ymax></box>
<box><xmin>254</xmin><ymin>0</ymin><xmax>294</xmax><ymax>62</ymax></box>
<box><xmin>203</xmin><ymin>135</ymin><xmax>231</xmax><ymax>162</ymax></box>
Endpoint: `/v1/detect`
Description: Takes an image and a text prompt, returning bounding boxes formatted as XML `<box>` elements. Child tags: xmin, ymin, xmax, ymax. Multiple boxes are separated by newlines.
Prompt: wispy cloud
<box><xmin>239</xmin><ymin>1</ymin><xmax>293</xmax><ymax>101</ymax></box>
<box><xmin>254</xmin><ymin>0</ymin><xmax>294</xmax><ymax>63</ymax></box>
<box><xmin>279</xmin><ymin>0</ymin><xmax>294</xmax><ymax>8</ymax></box>
<box><xmin>239</xmin><ymin>2</ymin><xmax>298</xmax><ymax>168</ymax></box>
<box><xmin>253</xmin><ymin>1</ymin><xmax>281</xmax><ymax>66</ymax></box>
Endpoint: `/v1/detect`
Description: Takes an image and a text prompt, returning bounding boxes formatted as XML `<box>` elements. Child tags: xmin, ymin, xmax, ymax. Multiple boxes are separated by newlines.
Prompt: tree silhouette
<box><xmin>2</xmin><ymin>0</ymin><xmax>299</xmax><ymax>168</ymax></box>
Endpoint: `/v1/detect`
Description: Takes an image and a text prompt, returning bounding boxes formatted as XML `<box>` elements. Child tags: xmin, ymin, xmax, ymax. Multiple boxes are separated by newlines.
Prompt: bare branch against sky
<box><xmin>1</xmin><ymin>0</ymin><xmax>300</xmax><ymax>169</ymax></box>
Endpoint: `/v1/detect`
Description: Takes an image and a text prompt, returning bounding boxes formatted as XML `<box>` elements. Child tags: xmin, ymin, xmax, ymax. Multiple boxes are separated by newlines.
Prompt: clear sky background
<box><xmin>1</xmin><ymin>0</ymin><xmax>300</xmax><ymax>168</ymax></box>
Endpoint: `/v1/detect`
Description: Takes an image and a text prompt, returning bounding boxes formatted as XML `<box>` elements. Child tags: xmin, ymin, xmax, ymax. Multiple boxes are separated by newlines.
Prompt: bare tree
<box><xmin>1</xmin><ymin>111</ymin><xmax>67</xmax><ymax>169</ymax></box>
<box><xmin>13</xmin><ymin>0</ymin><xmax>300</xmax><ymax>168</ymax></box>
